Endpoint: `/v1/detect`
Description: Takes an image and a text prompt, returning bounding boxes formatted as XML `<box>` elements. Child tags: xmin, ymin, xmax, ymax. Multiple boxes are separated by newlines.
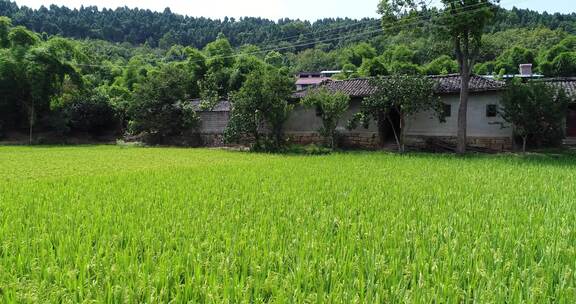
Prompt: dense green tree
<box><xmin>290</xmin><ymin>47</ymin><xmax>339</xmax><ymax>72</ymax></box>
<box><xmin>358</xmin><ymin>57</ymin><xmax>389</xmax><ymax>77</ymax></box>
<box><xmin>500</xmin><ymin>79</ymin><xmax>570</xmax><ymax>152</ymax></box>
<box><xmin>1</xmin><ymin>26</ymin><xmax>82</xmax><ymax>142</ymax></box>
<box><xmin>551</xmin><ymin>52</ymin><xmax>576</xmax><ymax>77</ymax></box>
<box><xmin>264</xmin><ymin>51</ymin><xmax>283</xmax><ymax>68</ymax></box>
<box><xmin>424</xmin><ymin>55</ymin><xmax>458</xmax><ymax>75</ymax></box>
<box><xmin>23</xmin><ymin>41</ymin><xmax>82</xmax><ymax>143</ymax></box>
<box><xmin>301</xmin><ymin>88</ymin><xmax>350</xmax><ymax>148</ymax></box>
<box><xmin>128</xmin><ymin>65</ymin><xmax>198</xmax><ymax>143</ymax></box>
<box><xmin>0</xmin><ymin>16</ymin><xmax>10</xmax><ymax>48</ymax></box>
<box><xmin>225</xmin><ymin>67</ymin><xmax>295</xmax><ymax>151</ymax></box>
<box><xmin>349</xmin><ymin>75</ymin><xmax>443</xmax><ymax>152</ymax></box>
<box><xmin>115</xmin><ymin>56</ymin><xmax>150</xmax><ymax>92</ymax></box>
<box><xmin>381</xmin><ymin>45</ymin><xmax>416</xmax><ymax>65</ymax></box>
<box><xmin>204</xmin><ymin>33</ymin><xmax>235</xmax><ymax>69</ymax></box>
<box><xmin>1</xmin><ymin>1</ymin><xmax>575</xmax><ymax>50</ymax></box>
<box><xmin>229</xmin><ymin>54</ymin><xmax>266</xmax><ymax>92</ymax></box>
<box><xmin>62</xmin><ymin>89</ymin><xmax>119</xmax><ymax>135</ymax></box>
<box><xmin>389</xmin><ymin>61</ymin><xmax>422</xmax><ymax>75</ymax></box>
<box><xmin>340</xmin><ymin>42</ymin><xmax>377</xmax><ymax>67</ymax></box>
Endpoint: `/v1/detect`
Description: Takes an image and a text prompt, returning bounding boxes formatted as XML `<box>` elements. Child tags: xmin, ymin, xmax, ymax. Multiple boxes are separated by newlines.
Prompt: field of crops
<box><xmin>1</xmin><ymin>146</ymin><xmax>576</xmax><ymax>302</ymax></box>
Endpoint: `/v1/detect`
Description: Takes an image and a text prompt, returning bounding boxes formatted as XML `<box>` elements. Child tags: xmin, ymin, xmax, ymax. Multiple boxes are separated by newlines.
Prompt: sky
<box><xmin>12</xmin><ymin>0</ymin><xmax>576</xmax><ymax>21</ymax></box>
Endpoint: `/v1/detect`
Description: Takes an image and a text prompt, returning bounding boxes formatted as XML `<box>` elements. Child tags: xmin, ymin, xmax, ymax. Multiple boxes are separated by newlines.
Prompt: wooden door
<box><xmin>567</xmin><ymin>108</ymin><xmax>576</xmax><ymax>137</ymax></box>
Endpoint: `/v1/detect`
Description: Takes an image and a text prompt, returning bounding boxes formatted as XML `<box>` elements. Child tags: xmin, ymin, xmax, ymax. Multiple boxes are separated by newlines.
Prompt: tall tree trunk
<box><xmin>457</xmin><ymin>64</ymin><xmax>471</xmax><ymax>154</ymax></box>
<box><xmin>522</xmin><ymin>135</ymin><xmax>527</xmax><ymax>154</ymax></box>
<box><xmin>330</xmin><ymin>129</ymin><xmax>336</xmax><ymax>149</ymax></box>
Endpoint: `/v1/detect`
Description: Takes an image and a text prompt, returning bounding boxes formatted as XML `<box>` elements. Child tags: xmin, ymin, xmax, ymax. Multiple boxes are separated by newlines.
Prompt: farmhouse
<box><xmin>291</xmin><ymin>75</ymin><xmax>511</xmax><ymax>150</ymax></box>
<box><xmin>193</xmin><ymin>75</ymin><xmax>576</xmax><ymax>151</ymax></box>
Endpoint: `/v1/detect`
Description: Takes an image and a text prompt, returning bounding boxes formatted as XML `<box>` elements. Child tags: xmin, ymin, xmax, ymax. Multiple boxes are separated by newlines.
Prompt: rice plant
<box><xmin>1</xmin><ymin>146</ymin><xmax>575</xmax><ymax>303</ymax></box>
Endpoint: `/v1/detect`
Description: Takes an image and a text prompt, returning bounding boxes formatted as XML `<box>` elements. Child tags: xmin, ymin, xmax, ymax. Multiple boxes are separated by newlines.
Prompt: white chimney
<box><xmin>519</xmin><ymin>64</ymin><xmax>533</xmax><ymax>76</ymax></box>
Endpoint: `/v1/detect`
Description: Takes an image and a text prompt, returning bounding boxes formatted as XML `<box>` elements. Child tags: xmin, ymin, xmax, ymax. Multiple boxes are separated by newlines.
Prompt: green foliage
<box><xmin>204</xmin><ymin>33</ymin><xmax>234</xmax><ymax>69</ymax></box>
<box><xmin>198</xmin><ymin>71</ymin><xmax>222</xmax><ymax>110</ymax></box>
<box><xmin>113</xmin><ymin>57</ymin><xmax>147</xmax><ymax>92</ymax></box>
<box><xmin>128</xmin><ymin>65</ymin><xmax>199</xmax><ymax>143</ymax></box>
<box><xmin>63</xmin><ymin>89</ymin><xmax>119</xmax><ymax>135</ymax></box>
<box><xmin>381</xmin><ymin>45</ymin><xmax>415</xmax><ymax>65</ymax></box>
<box><xmin>0</xmin><ymin>16</ymin><xmax>11</xmax><ymax>48</ymax></box>
<box><xmin>225</xmin><ymin>67</ymin><xmax>295</xmax><ymax>151</ymax></box>
<box><xmin>358</xmin><ymin>57</ymin><xmax>389</xmax><ymax>77</ymax></box>
<box><xmin>0</xmin><ymin>48</ymin><xmax>21</xmax><ymax>131</ymax></box>
<box><xmin>500</xmin><ymin>79</ymin><xmax>570</xmax><ymax>151</ymax></box>
<box><xmin>350</xmin><ymin>75</ymin><xmax>442</xmax><ymax>152</ymax></box>
<box><xmin>0</xmin><ymin>32</ymin><xmax>83</xmax><ymax>142</ymax></box>
<box><xmin>290</xmin><ymin>47</ymin><xmax>339</xmax><ymax>73</ymax></box>
<box><xmin>340</xmin><ymin>42</ymin><xmax>377</xmax><ymax>67</ymax></box>
<box><xmin>389</xmin><ymin>61</ymin><xmax>422</xmax><ymax>75</ymax></box>
<box><xmin>476</xmin><ymin>47</ymin><xmax>537</xmax><ymax>75</ymax></box>
<box><xmin>264</xmin><ymin>51</ymin><xmax>283</xmax><ymax>68</ymax></box>
<box><xmin>158</xmin><ymin>31</ymin><xmax>179</xmax><ymax>50</ymax></box>
<box><xmin>8</xmin><ymin>26</ymin><xmax>39</xmax><ymax>49</ymax></box>
<box><xmin>229</xmin><ymin>54</ymin><xmax>266</xmax><ymax>92</ymax></box>
<box><xmin>551</xmin><ymin>52</ymin><xmax>576</xmax><ymax>77</ymax></box>
<box><xmin>424</xmin><ymin>55</ymin><xmax>458</xmax><ymax>75</ymax></box>
<box><xmin>301</xmin><ymin>88</ymin><xmax>350</xmax><ymax>148</ymax></box>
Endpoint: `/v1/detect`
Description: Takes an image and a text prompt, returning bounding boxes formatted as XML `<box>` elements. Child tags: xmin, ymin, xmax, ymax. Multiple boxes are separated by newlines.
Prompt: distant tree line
<box><xmin>1</xmin><ymin>0</ymin><xmax>576</xmax><ymax>50</ymax></box>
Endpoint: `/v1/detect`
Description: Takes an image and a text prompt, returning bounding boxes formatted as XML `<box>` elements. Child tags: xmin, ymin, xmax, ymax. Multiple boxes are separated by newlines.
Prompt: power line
<box><xmin>74</xmin><ymin>0</ymin><xmax>523</xmax><ymax>69</ymax></box>
<box><xmin>240</xmin><ymin>0</ymin><xmax>496</xmax><ymax>53</ymax></box>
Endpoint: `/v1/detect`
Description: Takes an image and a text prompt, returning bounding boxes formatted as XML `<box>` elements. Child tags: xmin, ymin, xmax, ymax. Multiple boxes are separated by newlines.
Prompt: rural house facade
<box><xmin>291</xmin><ymin>75</ymin><xmax>512</xmax><ymax>150</ymax></box>
<box><xmin>192</xmin><ymin>75</ymin><xmax>576</xmax><ymax>151</ymax></box>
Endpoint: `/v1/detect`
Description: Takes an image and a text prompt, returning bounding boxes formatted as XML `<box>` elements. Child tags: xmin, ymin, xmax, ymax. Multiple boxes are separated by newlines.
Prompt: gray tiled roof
<box><xmin>293</xmin><ymin>74</ymin><xmax>506</xmax><ymax>99</ymax></box>
<box><xmin>536</xmin><ymin>78</ymin><xmax>576</xmax><ymax>99</ymax></box>
<box><xmin>430</xmin><ymin>74</ymin><xmax>506</xmax><ymax>94</ymax></box>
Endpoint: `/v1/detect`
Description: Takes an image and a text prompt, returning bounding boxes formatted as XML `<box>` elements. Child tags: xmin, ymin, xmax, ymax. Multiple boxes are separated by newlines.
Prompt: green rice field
<box><xmin>1</xmin><ymin>146</ymin><xmax>576</xmax><ymax>303</ymax></box>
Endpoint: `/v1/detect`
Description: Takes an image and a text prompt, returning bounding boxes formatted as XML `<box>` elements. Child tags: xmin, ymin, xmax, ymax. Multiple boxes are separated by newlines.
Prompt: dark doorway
<box><xmin>377</xmin><ymin>109</ymin><xmax>401</xmax><ymax>147</ymax></box>
<box><xmin>385</xmin><ymin>109</ymin><xmax>401</xmax><ymax>143</ymax></box>
<box><xmin>567</xmin><ymin>106</ymin><xmax>576</xmax><ymax>137</ymax></box>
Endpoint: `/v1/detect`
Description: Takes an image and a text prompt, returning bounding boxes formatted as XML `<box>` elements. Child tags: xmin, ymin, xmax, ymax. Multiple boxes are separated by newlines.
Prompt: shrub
<box><xmin>500</xmin><ymin>79</ymin><xmax>570</xmax><ymax>152</ymax></box>
<box><xmin>65</xmin><ymin>92</ymin><xmax>118</xmax><ymax>135</ymax></box>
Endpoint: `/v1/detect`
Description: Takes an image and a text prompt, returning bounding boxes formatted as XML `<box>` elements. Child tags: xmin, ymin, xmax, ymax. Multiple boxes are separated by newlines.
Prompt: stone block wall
<box><xmin>286</xmin><ymin>132</ymin><xmax>380</xmax><ymax>149</ymax></box>
<box><xmin>404</xmin><ymin>135</ymin><xmax>513</xmax><ymax>151</ymax></box>
<box><xmin>199</xmin><ymin>133</ymin><xmax>226</xmax><ymax>147</ymax></box>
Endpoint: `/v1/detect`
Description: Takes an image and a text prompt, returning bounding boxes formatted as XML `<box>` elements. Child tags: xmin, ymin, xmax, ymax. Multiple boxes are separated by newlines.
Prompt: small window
<box><xmin>486</xmin><ymin>104</ymin><xmax>498</xmax><ymax>117</ymax></box>
<box><xmin>442</xmin><ymin>103</ymin><xmax>452</xmax><ymax>118</ymax></box>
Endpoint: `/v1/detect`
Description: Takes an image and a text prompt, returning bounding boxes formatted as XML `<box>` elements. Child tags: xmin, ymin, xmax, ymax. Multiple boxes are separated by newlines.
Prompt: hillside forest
<box><xmin>1</xmin><ymin>0</ymin><xmax>576</xmax><ymax>141</ymax></box>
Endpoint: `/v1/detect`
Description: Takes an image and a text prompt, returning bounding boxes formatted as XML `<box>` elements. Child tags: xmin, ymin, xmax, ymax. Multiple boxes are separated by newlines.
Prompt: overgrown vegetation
<box><xmin>500</xmin><ymin>79</ymin><xmax>570</xmax><ymax>152</ymax></box>
<box><xmin>224</xmin><ymin>67</ymin><xmax>295</xmax><ymax>152</ymax></box>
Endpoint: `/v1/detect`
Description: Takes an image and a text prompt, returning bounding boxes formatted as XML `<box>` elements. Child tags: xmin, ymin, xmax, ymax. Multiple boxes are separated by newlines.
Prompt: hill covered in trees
<box><xmin>1</xmin><ymin>0</ymin><xmax>576</xmax><ymax>50</ymax></box>
<box><xmin>1</xmin><ymin>0</ymin><xmax>576</xmax><ymax>143</ymax></box>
